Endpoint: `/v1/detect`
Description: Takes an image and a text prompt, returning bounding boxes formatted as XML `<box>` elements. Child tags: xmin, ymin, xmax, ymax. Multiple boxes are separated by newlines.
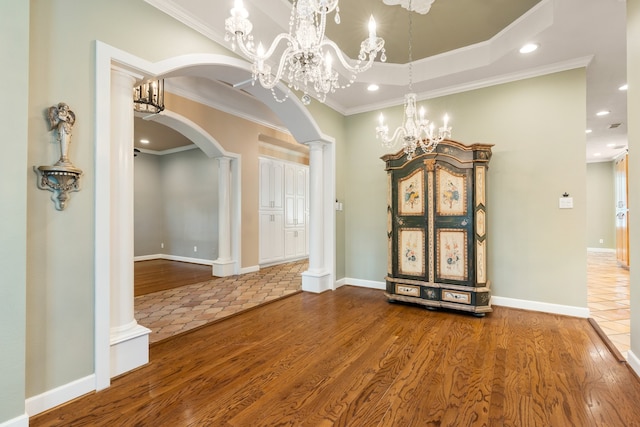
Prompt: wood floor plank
<box><xmin>30</xmin><ymin>286</ymin><xmax>640</xmax><ymax>427</ymax></box>
<box><xmin>134</xmin><ymin>259</ymin><xmax>213</xmax><ymax>296</ymax></box>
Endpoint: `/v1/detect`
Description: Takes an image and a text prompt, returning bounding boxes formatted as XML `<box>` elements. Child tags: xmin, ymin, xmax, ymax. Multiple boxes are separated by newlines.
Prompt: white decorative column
<box><xmin>302</xmin><ymin>141</ymin><xmax>331</xmax><ymax>292</ymax></box>
<box><xmin>213</xmin><ymin>156</ymin><xmax>236</xmax><ymax>276</ymax></box>
<box><xmin>109</xmin><ymin>67</ymin><xmax>150</xmax><ymax>377</ymax></box>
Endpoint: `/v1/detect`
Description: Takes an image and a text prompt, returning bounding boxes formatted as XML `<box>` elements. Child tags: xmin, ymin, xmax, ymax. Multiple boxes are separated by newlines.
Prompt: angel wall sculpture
<box><xmin>47</xmin><ymin>102</ymin><xmax>76</xmax><ymax>166</ymax></box>
<box><xmin>36</xmin><ymin>102</ymin><xmax>83</xmax><ymax>210</ymax></box>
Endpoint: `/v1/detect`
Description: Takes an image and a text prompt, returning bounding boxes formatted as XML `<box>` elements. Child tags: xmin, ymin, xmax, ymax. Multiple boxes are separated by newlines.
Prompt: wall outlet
<box><xmin>599</xmin><ymin>239</ymin><xmax>604</xmax><ymax>244</ymax></box>
<box><xmin>194</xmin><ymin>246</ymin><xmax>198</xmax><ymax>252</ymax></box>
<box><xmin>161</xmin><ymin>242</ymin><xmax>164</xmax><ymax>249</ymax></box>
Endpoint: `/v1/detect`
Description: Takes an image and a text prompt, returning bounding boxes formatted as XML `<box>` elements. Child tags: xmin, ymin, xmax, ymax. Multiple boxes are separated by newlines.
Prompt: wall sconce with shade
<box><xmin>133</xmin><ymin>79</ymin><xmax>165</xmax><ymax>114</ymax></box>
<box><xmin>34</xmin><ymin>102</ymin><xmax>83</xmax><ymax>210</ymax></box>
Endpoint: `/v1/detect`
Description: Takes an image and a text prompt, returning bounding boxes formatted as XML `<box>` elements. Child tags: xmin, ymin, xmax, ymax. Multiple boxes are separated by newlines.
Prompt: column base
<box><xmin>301</xmin><ymin>270</ymin><xmax>332</xmax><ymax>293</ymax></box>
<box><xmin>110</xmin><ymin>323</ymin><xmax>151</xmax><ymax>378</ymax></box>
<box><xmin>212</xmin><ymin>259</ymin><xmax>236</xmax><ymax>277</ymax></box>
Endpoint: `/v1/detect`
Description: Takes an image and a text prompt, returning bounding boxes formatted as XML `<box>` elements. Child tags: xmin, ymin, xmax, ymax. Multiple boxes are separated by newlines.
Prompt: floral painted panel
<box><xmin>398</xmin><ymin>169</ymin><xmax>424</xmax><ymax>216</ymax></box>
<box><xmin>437</xmin><ymin>168</ymin><xmax>466</xmax><ymax>216</ymax></box>
<box><xmin>398</xmin><ymin>228</ymin><xmax>425</xmax><ymax>276</ymax></box>
<box><xmin>437</xmin><ymin>229</ymin><xmax>468</xmax><ymax>281</ymax></box>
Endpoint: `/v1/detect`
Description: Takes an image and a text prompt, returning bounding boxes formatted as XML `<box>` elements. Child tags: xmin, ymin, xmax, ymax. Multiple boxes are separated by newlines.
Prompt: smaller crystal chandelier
<box><xmin>376</xmin><ymin>1</ymin><xmax>450</xmax><ymax>160</ymax></box>
<box><xmin>133</xmin><ymin>79</ymin><xmax>165</xmax><ymax>114</ymax></box>
<box><xmin>225</xmin><ymin>0</ymin><xmax>386</xmax><ymax>105</ymax></box>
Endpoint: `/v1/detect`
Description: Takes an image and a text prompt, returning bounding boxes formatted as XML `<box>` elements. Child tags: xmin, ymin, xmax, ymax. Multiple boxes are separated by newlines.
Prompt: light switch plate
<box><xmin>559</xmin><ymin>197</ymin><xmax>573</xmax><ymax>209</ymax></box>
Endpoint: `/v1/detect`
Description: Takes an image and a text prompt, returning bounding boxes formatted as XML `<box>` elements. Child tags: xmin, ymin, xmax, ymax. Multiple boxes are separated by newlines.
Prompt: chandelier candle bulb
<box><xmin>325</xmin><ymin>52</ymin><xmax>333</xmax><ymax>75</ymax></box>
<box><xmin>368</xmin><ymin>16</ymin><xmax>377</xmax><ymax>44</ymax></box>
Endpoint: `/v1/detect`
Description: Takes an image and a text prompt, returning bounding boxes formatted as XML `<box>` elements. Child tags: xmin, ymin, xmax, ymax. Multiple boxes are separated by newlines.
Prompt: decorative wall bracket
<box><xmin>35</xmin><ymin>102</ymin><xmax>83</xmax><ymax>210</ymax></box>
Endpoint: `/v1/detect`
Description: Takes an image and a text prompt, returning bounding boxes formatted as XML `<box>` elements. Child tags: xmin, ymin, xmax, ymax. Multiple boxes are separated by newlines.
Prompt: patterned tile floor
<box><xmin>136</xmin><ymin>260</ymin><xmax>307</xmax><ymax>343</ymax></box>
<box><xmin>587</xmin><ymin>250</ymin><xmax>630</xmax><ymax>359</ymax></box>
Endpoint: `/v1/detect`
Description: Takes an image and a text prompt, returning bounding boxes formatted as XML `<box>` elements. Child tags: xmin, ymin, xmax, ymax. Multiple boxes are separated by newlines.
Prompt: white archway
<box><xmin>143</xmin><ymin>110</ymin><xmax>241</xmax><ymax>277</ymax></box>
<box><xmin>94</xmin><ymin>41</ymin><xmax>336</xmax><ymax>390</ymax></box>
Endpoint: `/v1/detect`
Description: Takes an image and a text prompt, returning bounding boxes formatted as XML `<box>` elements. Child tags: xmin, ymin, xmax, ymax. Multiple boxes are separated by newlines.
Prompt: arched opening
<box><xmin>95</xmin><ymin>42</ymin><xmax>336</xmax><ymax>390</ymax></box>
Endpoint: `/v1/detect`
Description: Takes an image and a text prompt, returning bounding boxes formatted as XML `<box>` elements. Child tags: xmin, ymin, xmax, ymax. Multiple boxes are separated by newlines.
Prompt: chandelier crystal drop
<box><xmin>225</xmin><ymin>0</ymin><xmax>386</xmax><ymax>104</ymax></box>
<box><xmin>375</xmin><ymin>0</ymin><xmax>450</xmax><ymax>160</ymax></box>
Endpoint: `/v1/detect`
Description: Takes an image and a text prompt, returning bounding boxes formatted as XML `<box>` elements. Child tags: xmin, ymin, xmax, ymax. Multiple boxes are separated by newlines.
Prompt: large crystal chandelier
<box><xmin>376</xmin><ymin>0</ymin><xmax>450</xmax><ymax>160</ymax></box>
<box><xmin>225</xmin><ymin>0</ymin><xmax>386</xmax><ymax>105</ymax></box>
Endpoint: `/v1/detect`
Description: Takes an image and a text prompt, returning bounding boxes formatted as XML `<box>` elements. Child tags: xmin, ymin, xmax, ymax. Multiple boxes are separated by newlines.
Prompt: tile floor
<box><xmin>136</xmin><ymin>260</ymin><xmax>306</xmax><ymax>343</ymax></box>
<box><xmin>587</xmin><ymin>250</ymin><xmax>630</xmax><ymax>358</ymax></box>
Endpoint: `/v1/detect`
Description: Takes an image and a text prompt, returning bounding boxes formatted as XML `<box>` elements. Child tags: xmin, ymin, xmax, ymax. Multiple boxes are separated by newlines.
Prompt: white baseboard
<box><xmin>133</xmin><ymin>253</ymin><xmax>163</xmax><ymax>262</ymax></box>
<box><xmin>491</xmin><ymin>296</ymin><xmax>589</xmax><ymax>318</ymax></box>
<box><xmin>341</xmin><ymin>279</ymin><xmax>590</xmax><ymax>318</ymax></box>
<box><xmin>587</xmin><ymin>247</ymin><xmax>615</xmax><ymax>253</ymax></box>
<box><xmin>240</xmin><ymin>265</ymin><xmax>260</xmax><ymax>274</ymax></box>
<box><xmin>339</xmin><ymin>277</ymin><xmax>386</xmax><ymax>290</ymax></box>
<box><xmin>628</xmin><ymin>349</ymin><xmax>640</xmax><ymax>376</ymax></box>
<box><xmin>133</xmin><ymin>253</ymin><xmax>213</xmax><ymax>266</ymax></box>
<box><xmin>25</xmin><ymin>374</ymin><xmax>95</xmax><ymax>417</ymax></box>
<box><xmin>0</xmin><ymin>413</ymin><xmax>28</xmax><ymax>427</ymax></box>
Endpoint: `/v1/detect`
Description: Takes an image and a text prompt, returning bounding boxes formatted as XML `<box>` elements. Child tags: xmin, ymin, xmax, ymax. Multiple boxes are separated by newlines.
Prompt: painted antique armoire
<box><xmin>381</xmin><ymin>139</ymin><xmax>493</xmax><ymax>316</ymax></box>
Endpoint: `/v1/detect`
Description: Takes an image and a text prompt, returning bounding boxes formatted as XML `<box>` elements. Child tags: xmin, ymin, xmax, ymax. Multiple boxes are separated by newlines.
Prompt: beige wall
<box><xmin>1</xmin><ymin>1</ymin><xmax>29</xmax><ymax>422</ymax></box>
<box><xmin>165</xmin><ymin>93</ymin><xmax>304</xmax><ymax>267</ymax></box>
<box><xmin>628</xmin><ymin>0</ymin><xmax>640</xmax><ymax>363</ymax></box>
<box><xmin>344</xmin><ymin>69</ymin><xmax>587</xmax><ymax>307</ymax></box>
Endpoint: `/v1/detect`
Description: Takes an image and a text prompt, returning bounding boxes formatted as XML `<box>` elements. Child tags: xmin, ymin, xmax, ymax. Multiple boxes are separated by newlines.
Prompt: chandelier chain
<box><xmin>408</xmin><ymin>0</ymin><xmax>413</xmax><ymax>93</ymax></box>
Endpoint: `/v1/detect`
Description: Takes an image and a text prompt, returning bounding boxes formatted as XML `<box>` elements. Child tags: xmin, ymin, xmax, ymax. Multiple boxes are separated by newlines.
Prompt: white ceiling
<box><xmin>141</xmin><ymin>0</ymin><xmax>628</xmax><ymax>162</ymax></box>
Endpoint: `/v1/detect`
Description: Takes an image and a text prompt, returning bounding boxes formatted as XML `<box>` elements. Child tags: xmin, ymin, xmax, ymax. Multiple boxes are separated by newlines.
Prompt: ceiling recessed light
<box><xmin>619</xmin><ymin>84</ymin><xmax>628</xmax><ymax>91</ymax></box>
<box><xmin>596</xmin><ymin>110</ymin><xmax>610</xmax><ymax>116</ymax></box>
<box><xmin>586</xmin><ymin>129</ymin><xmax>593</xmax><ymax>134</ymax></box>
<box><xmin>367</xmin><ymin>84</ymin><xmax>379</xmax><ymax>92</ymax></box>
<box><xmin>140</xmin><ymin>139</ymin><xmax>150</xmax><ymax>144</ymax></box>
<box><xmin>593</xmin><ymin>153</ymin><xmax>601</xmax><ymax>157</ymax></box>
<box><xmin>519</xmin><ymin>43</ymin><xmax>539</xmax><ymax>54</ymax></box>
<box><xmin>607</xmin><ymin>143</ymin><xmax>616</xmax><ymax>147</ymax></box>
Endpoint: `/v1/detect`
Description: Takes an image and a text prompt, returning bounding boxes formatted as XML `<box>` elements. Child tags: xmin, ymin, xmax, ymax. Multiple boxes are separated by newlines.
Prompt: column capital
<box><xmin>110</xmin><ymin>65</ymin><xmax>141</xmax><ymax>83</ymax></box>
<box><xmin>306</xmin><ymin>140</ymin><xmax>326</xmax><ymax>151</ymax></box>
<box><xmin>216</xmin><ymin>156</ymin><xmax>233</xmax><ymax>166</ymax></box>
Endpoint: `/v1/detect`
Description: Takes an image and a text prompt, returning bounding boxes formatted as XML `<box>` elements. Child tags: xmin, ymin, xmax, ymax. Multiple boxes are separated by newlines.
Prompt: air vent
<box><xmin>608</xmin><ymin>123</ymin><xmax>623</xmax><ymax>129</ymax></box>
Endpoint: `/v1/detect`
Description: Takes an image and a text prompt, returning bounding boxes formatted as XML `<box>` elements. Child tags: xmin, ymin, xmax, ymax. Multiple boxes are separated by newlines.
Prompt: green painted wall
<box><xmin>345</xmin><ymin>69</ymin><xmax>588</xmax><ymax>307</ymax></box>
<box><xmin>306</xmin><ymin>102</ymin><xmax>348</xmax><ymax>279</ymax></box>
<box><xmin>0</xmin><ymin>0</ymin><xmax>28</xmax><ymax>422</ymax></box>
<box><xmin>586</xmin><ymin>161</ymin><xmax>616</xmax><ymax>249</ymax></box>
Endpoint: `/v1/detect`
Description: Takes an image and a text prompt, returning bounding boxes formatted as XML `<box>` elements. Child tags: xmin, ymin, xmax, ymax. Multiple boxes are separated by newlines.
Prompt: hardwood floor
<box><xmin>31</xmin><ymin>286</ymin><xmax>640</xmax><ymax>426</ymax></box>
<box><xmin>134</xmin><ymin>259</ymin><xmax>214</xmax><ymax>296</ymax></box>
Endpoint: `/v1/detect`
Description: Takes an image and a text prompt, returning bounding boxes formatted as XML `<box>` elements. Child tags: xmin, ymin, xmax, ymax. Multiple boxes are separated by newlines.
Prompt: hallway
<box><xmin>587</xmin><ymin>250</ymin><xmax>630</xmax><ymax>358</ymax></box>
